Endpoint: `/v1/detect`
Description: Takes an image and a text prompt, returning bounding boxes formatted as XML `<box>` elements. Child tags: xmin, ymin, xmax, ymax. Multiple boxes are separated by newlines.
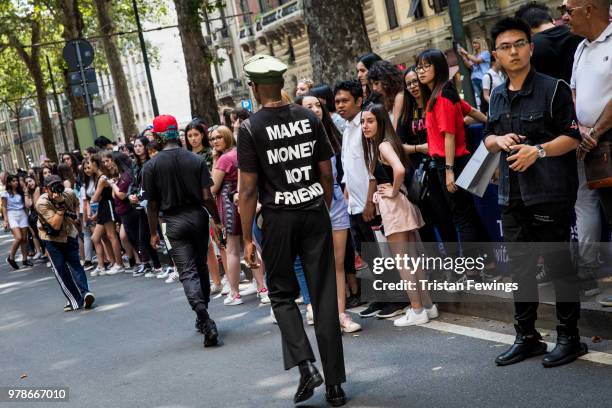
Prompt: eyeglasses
<box><xmin>209</xmin><ymin>136</ymin><xmax>222</xmax><ymax>142</ymax></box>
<box><xmin>405</xmin><ymin>79</ymin><xmax>420</xmax><ymax>88</ymax></box>
<box><xmin>415</xmin><ymin>64</ymin><xmax>432</xmax><ymax>73</ymax></box>
<box><xmin>495</xmin><ymin>39</ymin><xmax>530</xmax><ymax>52</ymax></box>
<box><xmin>557</xmin><ymin>4</ymin><xmax>585</xmax><ymax>16</ymax></box>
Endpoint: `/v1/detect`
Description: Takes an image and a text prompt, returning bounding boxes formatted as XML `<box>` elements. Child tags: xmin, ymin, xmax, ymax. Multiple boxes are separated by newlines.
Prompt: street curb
<box><xmin>437</xmin><ymin>293</ymin><xmax>612</xmax><ymax>339</ymax></box>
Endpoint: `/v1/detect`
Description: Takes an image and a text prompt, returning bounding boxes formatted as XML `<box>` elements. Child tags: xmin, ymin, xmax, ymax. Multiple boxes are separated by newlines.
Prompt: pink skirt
<box><xmin>374</xmin><ymin>187</ymin><xmax>425</xmax><ymax>236</ymax></box>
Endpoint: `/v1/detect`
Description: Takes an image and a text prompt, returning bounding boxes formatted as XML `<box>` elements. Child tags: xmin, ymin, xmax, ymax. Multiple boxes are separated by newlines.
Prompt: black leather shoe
<box><xmin>542</xmin><ymin>325</ymin><xmax>588</xmax><ymax>368</ymax></box>
<box><xmin>293</xmin><ymin>361</ymin><xmax>323</xmax><ymax>404</ymax></box>
<box><xmin>495</xmin><ymin>324</ymin><xmax>547</xmax><ymax>366</ymax></box>
<box><xmin>203</xmin><ymin>319</ymin><xmax>219</xmax><ymax>348</ymax></box>
<box><xmin>6</xmin><ymin>257</ymin><xmax>20</xmax><ymax>270</ymax></box>
<box><xmin>325</xmin><ymin>384</ymin><xmax>346</xmax><ymax>407</ymax></box>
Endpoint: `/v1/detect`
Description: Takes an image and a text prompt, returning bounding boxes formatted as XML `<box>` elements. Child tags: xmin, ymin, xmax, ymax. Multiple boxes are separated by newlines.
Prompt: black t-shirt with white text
<box><xmin>237</xmin><ymin>104</ymin><xmax>334</xmax><ymax>210</ymax></box>
<box><xmin>142</xmin><ymin>147</ymin><xmax>213</xmax><ymax>212</ymax></box>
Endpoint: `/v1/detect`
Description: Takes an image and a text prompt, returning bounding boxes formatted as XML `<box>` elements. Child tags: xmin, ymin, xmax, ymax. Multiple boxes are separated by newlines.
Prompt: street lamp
<box><xmin>131</xmin><ymin>0</ymin><xmax>159</xmax><ymax>117</ymax></box>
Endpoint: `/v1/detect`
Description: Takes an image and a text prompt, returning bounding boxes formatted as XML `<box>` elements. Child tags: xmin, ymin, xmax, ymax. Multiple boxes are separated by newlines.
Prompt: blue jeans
<box><xmin>472</xmin><ymin>78</ymin><xmax>483</xmax><ymax>109</ymax></box>
<box><xmin>45</xmin><ymin>237</ymin><xmax>90</xmax><ymax>309</ymax></box>
<box><xmin>252</xmin><ymin>219</ymin><xmax>311</xmax><ymax>304</ymax></box>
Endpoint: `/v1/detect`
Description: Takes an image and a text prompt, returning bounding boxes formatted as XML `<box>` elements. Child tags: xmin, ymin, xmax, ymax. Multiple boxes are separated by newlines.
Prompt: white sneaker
<box><xmin>106</xmin><ymin>264</ymin><xmax>124</xmax><ymax>275</ymax></box>
<box><xmin>425</xmin><ymin>304</ymin><xmax>439</xmax><ymax>320</ymax></box>
<box><xmin>210</xmin><ymin>282</ymin><xmax>222</xmax><ymax>295</ymax></box>
<box><xmin>340</xmin><ymin>313</ymin><xmax>362</xmax><ymax>333</ymax></box>
<box><xmin>221</xmin><ymin>279</ymin><xmax>231</xmax><ymax>295</ymax></box>
<box><xmin>156</xmin><ymin>267</ymin><xmax>171</xmax><ymax>279</ymax></box>
<box><xmin>90</xmin><ymin>267</ymin><xmax>101</xmax><ymax>277</ymax></box>
<box><xmin>98</xmin><ymin>266</ymin><xmax>107</xmax><ymax>276</ymax></box>
<box><xmin>224</xmin><ymin>292</ymin><xmax>243</xmax><ymax>306</ymax></box>
<box><xmin>165</xmin><ymin>270</ymin><xmax>179</xmax><ymax>283</ymax></box>
<box><xmin>393</xmin><ymin>308</ymin><xmax>429</xmax><ymax>327</ymax></box>
<box><xmin>32</xmin><ymin>252</ymin><xmax>42</xmax><ymax>260</ymax></box>
<box><xmin>295</xmin><ymin>296</ymin><xmax>304</xmax><ymax>305</ymax></box>
<box><xmin>145</xmin><ymin>267</ymin><xmax>162</xmax><ymax>278</ymax></box>
<box><xmin>306</xmin><ymin>304</ymin><xmax>314</xmax><ymax>325</ymax></box>
<box><xmin>258</xmin><ymin>288</ymin><xmax>270</xmax><ymax>304</ymax></box>
<box><xmin>239</xmin><ymin>281</ymin><xmax>258</xmax><ymax>296</ymax></box>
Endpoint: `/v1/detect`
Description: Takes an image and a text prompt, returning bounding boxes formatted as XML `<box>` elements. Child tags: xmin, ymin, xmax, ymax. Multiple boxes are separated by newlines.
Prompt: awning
<box><xmin>407</xmin><ymin>0</ymin><xmax>422</xmax><ymax>17</ymax></box>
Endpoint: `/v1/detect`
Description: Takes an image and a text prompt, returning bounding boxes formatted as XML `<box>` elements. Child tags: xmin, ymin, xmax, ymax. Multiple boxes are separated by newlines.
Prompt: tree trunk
<box><xmin>7</xmin><ymin>21</ymin><xmax>58</xmax><ymax>163</ymax></box>
<box><xmin>60</xmin><ymin>0</ymin><xmax>87</xmax><ymax>148</ymax></box>
<box><xmin>173</xmin><ymin>0</ymin><xmax>219</xmax><ymax>125</ymax></box>
<box><xmin>94</xmin><ymin>0</ymin><xmax>138</xmax><ymax>141</ymax></box>
<box><xmin>303</xmin><ymin>0</ymin><xmax>372</xmax><ymax>85</ymax></box>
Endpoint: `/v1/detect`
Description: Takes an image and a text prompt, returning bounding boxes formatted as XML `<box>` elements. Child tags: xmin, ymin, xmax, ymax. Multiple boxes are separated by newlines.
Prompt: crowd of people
<box><xmin>1</xmin><ymin>1</ymin><xmax>610</xmax><ymax>406</ymax></box>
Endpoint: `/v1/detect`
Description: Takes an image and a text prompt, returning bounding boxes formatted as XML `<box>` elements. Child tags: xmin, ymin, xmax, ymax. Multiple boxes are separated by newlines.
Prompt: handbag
<box><xmin>406</xmin><ymin>161</ymin><xmax>429</xmax><ymax>206</ymax></box>
<box><xmin>456</xmin><ymin>141</ymin><xmax>500</xmax><ymax>197</ymax></box>
<box><xmin>584</xmin><ymin>140</ymin><xmax>612</xmax><ymax>189</ymax></box>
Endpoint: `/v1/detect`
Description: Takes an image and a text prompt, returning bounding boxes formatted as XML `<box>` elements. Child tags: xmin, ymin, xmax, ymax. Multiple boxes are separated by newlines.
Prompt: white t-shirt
<box><xmin>571</xmin><ymin>23</ymin><xmax>612</xmax><ymax>127</ymax></box>
<box><xmin>341</xmin><ymin>112</ymin><xmax>373</xmax><ymax>215</ymax></box>
<box><xmin>1</xmin><ymin>190</ymin><xmax>24</xmax><ymax>211</ymax></box>
<box><xmin>482</xmin><ymin>68</ymin><xmax>506</xmax><ymax>91</ymax></box>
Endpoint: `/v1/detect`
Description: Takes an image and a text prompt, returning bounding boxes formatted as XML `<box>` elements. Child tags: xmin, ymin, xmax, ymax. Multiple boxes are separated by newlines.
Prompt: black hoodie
<box><xmin>531</xmin><ymin>24</ymin><xmax>583</xmax><ymax>82</ymax></box>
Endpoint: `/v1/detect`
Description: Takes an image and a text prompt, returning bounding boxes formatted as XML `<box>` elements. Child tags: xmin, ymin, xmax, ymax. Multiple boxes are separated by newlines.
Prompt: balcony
<box><xmin>214</xmin><ymin>79</ymin><xmax>249</xmax><ymax>102</ymax></box>
<box><xmin>239</xmin><ymin>25</ymin><xmax>255</xmax><ymax>47</ymax></box>
<box><xmin>254</xmin><ymin>0</ymin><xmax>304</xmax><ymax>38</ymax></box>
<box><xmin>213</xmin><ymin>27</ymin><xmax>233</xmax><ymax>49</ymax></box>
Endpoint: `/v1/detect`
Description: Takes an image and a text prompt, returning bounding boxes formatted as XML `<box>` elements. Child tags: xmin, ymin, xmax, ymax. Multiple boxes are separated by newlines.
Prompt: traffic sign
<box><xmin>241</xmin><ymin>99</ymin><xmax>253</xmax><ymax>111</ymax></box>
<box><xmin>63</xmin><ymin>39</ymin><xmax>94</xmax><ymax>70</ymax></box>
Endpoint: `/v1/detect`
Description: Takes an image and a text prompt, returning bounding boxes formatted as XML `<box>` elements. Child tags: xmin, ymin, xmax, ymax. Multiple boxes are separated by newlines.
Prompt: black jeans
<box><xmin>122</xmin><ymin>208</ymin><xmax>161</xmax><ymax>268</ymax></box>
<box><xmin>598</xmin><ymin>187</ymin><xmax>612</xmax><ymax>229</ymax></box>
<box><xmin>262</xmin><ymin>201</ymin><xmax>345</xmax><ymax>385</ymax></box>
<box><xmin>419</xmin><ymin>165</ymin><xmax>458</xmax><ymax>244</ymax></box>
<box><xmin>163</xmin><ymin>207</ymin><xmax>210</xmax><ymax>320</ymax></box>
<box><xmin>502</xmin><ymin>200</ymin><xmax>580</xmax><ymax>330</ymax></box>
<box><xmin>434</xmin><ymin>155</ymin><xmax>491</xmax><ymax>257</ymax></box>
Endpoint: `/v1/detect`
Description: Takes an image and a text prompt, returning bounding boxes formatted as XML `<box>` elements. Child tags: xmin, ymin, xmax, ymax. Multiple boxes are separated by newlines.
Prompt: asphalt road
<box><xmin>1</xmin><ymin>233</ymin><xmax>611</xmax><ymax>408</ymax></box>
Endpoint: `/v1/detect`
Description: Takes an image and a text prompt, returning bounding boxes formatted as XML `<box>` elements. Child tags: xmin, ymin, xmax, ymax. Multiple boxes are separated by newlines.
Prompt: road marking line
<box><xmin>424</xmin><ymin>321</ymin><xmax>612</xmax><ymax>366</ymax></box>
<box><xmin>346</xmin><ymin>307</ymin><xmax>612</xmax><ymax>366</ymax></box>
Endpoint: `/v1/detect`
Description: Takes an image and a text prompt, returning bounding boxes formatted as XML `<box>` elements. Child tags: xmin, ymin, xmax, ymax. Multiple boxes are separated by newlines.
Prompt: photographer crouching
<box><xmin>36</xmin><ymin>175</ymin><xmax>95</xmax><ymax>312</ymax></box>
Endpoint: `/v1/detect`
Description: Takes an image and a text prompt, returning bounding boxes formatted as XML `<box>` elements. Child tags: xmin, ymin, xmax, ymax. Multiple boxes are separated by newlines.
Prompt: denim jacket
<box><xmin>486</xmin><ymin>69</ymin><xmax>579</xmax><ymax>206</ymax></box>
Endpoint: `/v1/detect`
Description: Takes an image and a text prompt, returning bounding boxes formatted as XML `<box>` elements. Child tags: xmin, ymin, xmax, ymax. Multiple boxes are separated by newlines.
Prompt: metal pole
<box><xmin>447</xmin><ymin>0</ymin><xmax>476</xmax><ymax>107</ymax></box>
<box><xmin>46</xmin><ymin>55</ymin><xmax>69</xmax><ymax>151</ymax></box>
<box><xmin>74</xmin><ymin>41</ymin><xmax>98</xmax><ymax>140</ymax></box>
<box><xmin>132</xmin><ymin>0</ymin><xmax>159</xmax><ymax>116</ymax></box>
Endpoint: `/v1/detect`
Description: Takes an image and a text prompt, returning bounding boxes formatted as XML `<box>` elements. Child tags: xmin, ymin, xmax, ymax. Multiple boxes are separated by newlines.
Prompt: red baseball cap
<box><xmin>153</xmin><ymin>115</ymin><xmax>178</xmax><ymax>133</ymax></box>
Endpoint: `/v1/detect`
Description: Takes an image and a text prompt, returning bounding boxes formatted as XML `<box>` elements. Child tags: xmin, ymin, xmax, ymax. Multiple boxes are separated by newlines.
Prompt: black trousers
<box><xmin>598</xmin><ymin>187</ymin><xmax>612</xmax><ymax>229</ymax></box>
<box><xmin>502</xmin><ymin>200</ymin><xmax>580</xmax><ymax>330</ymax></box>
<box><xmin>122</xmin><ymin>207</ymin><xmax>161</xmax><ymax>268</ymax></box>
<box><xmin>419</xmin><ymin>166</ymin><xmax>458</xmax><ymax>244</ymax></box>
<box><xmin>262</xmin><ymin>201</ymin><xmax>345</xmax><ymax>385</ymax></box>
<box><xmin>163</xmin><ymin>207</ymin><xmax>210</xmax><ymax>319</ymax></box>
<box><xmin>434</xmin><ymin>156</ymin><xmax>491</xmax><ymax>258</ymax></box>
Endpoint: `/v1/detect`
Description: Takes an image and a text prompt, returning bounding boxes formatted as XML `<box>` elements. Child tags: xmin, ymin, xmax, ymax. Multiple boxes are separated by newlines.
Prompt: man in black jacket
<box><xmin>484</xmin><ymin>18</ymin><xmax>587</xmax><ymax>368</ymax></box>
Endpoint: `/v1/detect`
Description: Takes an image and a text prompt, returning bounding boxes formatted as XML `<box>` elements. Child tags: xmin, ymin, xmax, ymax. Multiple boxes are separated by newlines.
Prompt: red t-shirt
<box><xmin>215</xmin><ymin>148</ymin><xmax>238</xmax><ymax>182</ymax></box>
<box><xmin>425</xmin><ymin>96</ymin><xmax>471</xmax><ymax>158</ymax></box>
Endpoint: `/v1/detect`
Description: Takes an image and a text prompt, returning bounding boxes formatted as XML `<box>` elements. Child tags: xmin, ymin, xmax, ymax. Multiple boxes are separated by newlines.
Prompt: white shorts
<box><xmin>8</xmin><ymin>210</ymin><xmax>29</xmax><ymax>229</ymax></box>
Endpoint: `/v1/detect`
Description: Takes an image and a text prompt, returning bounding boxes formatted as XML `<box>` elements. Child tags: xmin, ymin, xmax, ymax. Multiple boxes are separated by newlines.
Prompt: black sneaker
<box><xmin>376</xmin><ymin>302</ymin><xmax>409</xmax><ymax>319</ymax></box>
<box><xmin>359</xmin><ymin>302</ymin><xmax>385</xmax><ymax>318</ymax></box>
<box><xmin>6</xmin><ymin>257</ymin><xmax>19</xmax><ymax>270</ymax></box>
<box><xmin>579</xmin><ymin>278</ymin><xmax>601</xmax><ymax>297</ymax></box>
<box><xmin>22</xmin><ymin>260</ymin><xmax>33</xmax><ymax>267</ymax></box>
<box><xmin>203</xmin><ymin>319</ymin><xmax>219</xmax><ymax>347</ymax></box>
<box><xmin>83</xmin><ymin>261</ymin><xmax>94</xmax><ymax>271</ymax></box>
<box><xmin>83</xmin><ymin>292</ymin><xmax>95</xmax><ymax>309</ymax></box>
<box><xmin>132</xmin><ymin>263</ymin><xmax>150</xmax><ymax>277</ymax></box>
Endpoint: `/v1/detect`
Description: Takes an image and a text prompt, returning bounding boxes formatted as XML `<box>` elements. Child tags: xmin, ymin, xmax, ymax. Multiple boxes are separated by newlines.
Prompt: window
<box><xmin>429</xmin><ymin>0</ymin><xmax>448</xmax><ymax>14</ymax></box>
<box><xmin>385</xmin><ymin>0</ymin><xmax>399</xmax><ymax>29</ymax></box>
<box><xmin>408</xmin><ymin>0</ymin><xmax>425</xmax><ymax>19</ymax></box>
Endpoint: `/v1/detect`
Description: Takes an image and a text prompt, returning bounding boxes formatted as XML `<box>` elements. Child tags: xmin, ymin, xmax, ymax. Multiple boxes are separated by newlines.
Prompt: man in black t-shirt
<box><xmin>142</xmin><ymin>114</ymin><xmax>223</xmax><ymax>349</ymax></box>
<box><xmin>238</xmin><ymin>55</ymin><xmax>346</xmax><ymax>407</ymax></box>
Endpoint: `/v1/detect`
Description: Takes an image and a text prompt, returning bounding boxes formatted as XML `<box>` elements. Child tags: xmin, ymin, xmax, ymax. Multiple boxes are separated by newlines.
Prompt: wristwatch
<box><xmin>535</xmin><ymin>144</ymin><xmax>546</xmax><ymax>159</ymax></box>
<box><xmin>445</xmin><ymin>164</ymin><xmax>454</xmax><ymax>171</ymax></box>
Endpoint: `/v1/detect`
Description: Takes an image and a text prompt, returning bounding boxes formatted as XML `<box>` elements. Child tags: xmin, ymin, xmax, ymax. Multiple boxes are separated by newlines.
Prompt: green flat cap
<box><xmin>243</xmin><ymin>54</ymin><xmax>287</xmax><ymax>84</ymax></box>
